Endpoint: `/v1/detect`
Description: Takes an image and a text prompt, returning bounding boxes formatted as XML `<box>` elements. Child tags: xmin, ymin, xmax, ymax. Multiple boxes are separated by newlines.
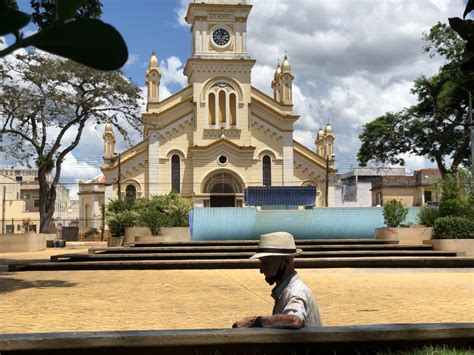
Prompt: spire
<box><xmin>148</xmin><ymin>52</ymin><xmax>159</xmax><ymax>69</ymax></box>
<box><xmin>324</xmin><ymin>123</ymin><xmax>334</xmax><ymax>136</ymax></box>
<box><xmin>274</xmin><ymin>60</ymin><xmax>281</xmax><ymax>80</ymax></box>
<box><xmin>281</xmin><ymin>54</ymin><xmax>291</xmax><ymax>73</ymax></box>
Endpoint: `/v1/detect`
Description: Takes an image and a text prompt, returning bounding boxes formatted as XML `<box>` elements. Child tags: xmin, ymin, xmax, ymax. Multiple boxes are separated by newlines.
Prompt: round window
<box><xmin>218</xmin><ymin>155</ymin><xmax>228</xmax><ymax>166</ymax></box>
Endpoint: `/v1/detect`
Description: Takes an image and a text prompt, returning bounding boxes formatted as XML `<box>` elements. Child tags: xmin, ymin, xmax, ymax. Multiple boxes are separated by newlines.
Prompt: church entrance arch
<box><xmin>202</xmin><ymin>170</ymin><xmax>244</xmax><ymax>207</ymax></box>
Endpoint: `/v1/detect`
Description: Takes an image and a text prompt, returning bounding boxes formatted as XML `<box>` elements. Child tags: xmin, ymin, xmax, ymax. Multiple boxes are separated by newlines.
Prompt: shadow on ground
<box><xmin>0</xmin><ymin>275</ymin><xmax>77</xmax><ymax>294</ymax></box>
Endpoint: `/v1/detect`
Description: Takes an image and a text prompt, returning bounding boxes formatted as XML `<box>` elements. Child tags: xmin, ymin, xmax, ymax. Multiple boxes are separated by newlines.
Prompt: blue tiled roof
<box><xmin>244</xmin><ymin>186</ymin><xmax>317</xmax><ymax>207</ymax></box>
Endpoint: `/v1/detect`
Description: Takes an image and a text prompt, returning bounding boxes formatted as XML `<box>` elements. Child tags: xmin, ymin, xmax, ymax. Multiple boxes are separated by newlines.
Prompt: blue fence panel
<box><xmin>192</xmin><ymin>207</ymin><xmax>257</xmax><ymax>241</ymax></box>
<box><xmin>191</xmin><ymin>207</ymin><xmax>421</xmax><ymax>241</ymax></box>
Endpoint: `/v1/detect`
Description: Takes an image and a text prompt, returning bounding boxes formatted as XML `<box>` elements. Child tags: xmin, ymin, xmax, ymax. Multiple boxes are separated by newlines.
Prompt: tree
<box><xmin>358</xmin><ymin>23</ymin><xmax>473</xmax><ymax>176</ymax></box>
<box><xmin>0</xmin><ymin>0</ymin><xmax>127</xmax><ymax>70</ymax></box>
<box><xmin>29</xmin><ymin>0</ymin><xmax>102</xmax><ymax>30</ymax></box>
<box><xmin>0</xmin><ymin>52</ymin><xmax>142</xmax><ymax>232</ymax></box>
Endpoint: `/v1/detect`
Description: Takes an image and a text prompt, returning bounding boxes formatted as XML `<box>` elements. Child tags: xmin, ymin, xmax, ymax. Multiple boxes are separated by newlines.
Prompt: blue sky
<box><xmin>2</xmin><ymin>0</ymin><xmax>470</xmax><ymax>196</ymax></box>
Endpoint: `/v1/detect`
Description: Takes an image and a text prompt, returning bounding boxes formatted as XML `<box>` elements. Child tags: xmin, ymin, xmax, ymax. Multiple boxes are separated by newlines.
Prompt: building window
<box><xmin>219</xmin><ymin>90</ymin><xmax>226</xmax><ymax>125</ymax></box>
<box><xmin>125</xmin><ymin>185</ymin><xmax>137</xmax><ymax>199</ymax></box>
<box><xmin>209</xmin><ymin>93</ymin><xmax>216</xmax><ymax>125</ymax></box>
<box><xmin>424</xmin><ymin>191</ymin><xmax>432</xmax><ymax>203</ymax></box>
<box><xmin>229</xmin><ymin>93</ymin><xmax>237</xmax><ymax>126</ymax></box>
<box><xmin>171</xmin><ymin>154</ymin><xmax>180</xmax><ymax>193</ymax></box>
<box><xmin>262</xmin><ymin>155</ymin><xmax>271</xmax><ymax>186</ymax></box>
<box><xmin>34</xmin><ymin>199</ymin><xmax>40</xmax><ymax>208</ymax></box>
<box><xmin>16</xmin><ymin>176</ymin><xmax>22</xmax><ymax>182</ymax></box>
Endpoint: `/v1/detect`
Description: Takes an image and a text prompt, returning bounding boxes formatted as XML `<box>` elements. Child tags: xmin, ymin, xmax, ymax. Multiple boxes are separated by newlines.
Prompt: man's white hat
<box><xmin>249</xmin><ymin>231</ymin><xmax>302</xmax><ymax>260</ymax></box>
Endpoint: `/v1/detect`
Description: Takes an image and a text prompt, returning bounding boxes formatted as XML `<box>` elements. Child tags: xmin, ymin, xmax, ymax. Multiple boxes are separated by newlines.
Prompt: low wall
<box><xmin>375</xmin><ymin>227</ymin><xmax>433</xmax><ymax>245</ymax></box>
<box><xmin>0</xmin><ymin>323</ymin><xmax>472</xmax><ymax>354</ymax></box>
<box><xmin>0</xmin><ymin>233</ymin><xmax>56</xmax><ymax>253</ymax></box>
<box><xmin>425</xmin><ymin>239</ymin><xmax>474</xmax><ymax>256</ymax></box>
<box><xmin>191</xmin><ymin>207</ymin><xmax>421</xmax><ymax>241</ymax></box>
<box><xmin>125</xmin><ymin>227</ymin><xmax>191</xmax><ymax>243</ymax></box>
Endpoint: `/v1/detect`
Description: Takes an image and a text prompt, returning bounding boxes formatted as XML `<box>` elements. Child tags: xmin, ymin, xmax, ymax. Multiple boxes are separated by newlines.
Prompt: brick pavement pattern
<box><xmin>0</xmin><ymin>248</ymin><xmax>473</xmax><ymax>333</ymax></box>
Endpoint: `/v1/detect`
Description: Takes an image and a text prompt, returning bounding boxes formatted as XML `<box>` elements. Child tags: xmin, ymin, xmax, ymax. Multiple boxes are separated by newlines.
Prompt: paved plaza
<box><xmin>0</xmin><ymin>247</ymin><xmax>473</xmax><ymax>334</ymax></box>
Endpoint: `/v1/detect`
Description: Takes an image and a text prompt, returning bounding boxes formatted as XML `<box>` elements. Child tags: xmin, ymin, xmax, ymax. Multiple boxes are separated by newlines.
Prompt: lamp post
<box><xmin>325</xmin><ymin>154</ymin><xmax>335</xmax><ymax>207</ymax></box>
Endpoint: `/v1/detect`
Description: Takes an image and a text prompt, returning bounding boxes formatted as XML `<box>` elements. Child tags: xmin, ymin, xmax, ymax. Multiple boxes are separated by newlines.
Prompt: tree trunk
<box><xmin>38</xmin><ymin>167</ymin><xmax>56</xmax><ymax>233</ymax></box>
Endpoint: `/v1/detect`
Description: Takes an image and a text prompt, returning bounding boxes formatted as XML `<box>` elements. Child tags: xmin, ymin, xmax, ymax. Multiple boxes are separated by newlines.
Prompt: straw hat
<box><xmin>249</xmin><ymin>231</ymin><xmax>302</xmax><ymax>260</ymax></box>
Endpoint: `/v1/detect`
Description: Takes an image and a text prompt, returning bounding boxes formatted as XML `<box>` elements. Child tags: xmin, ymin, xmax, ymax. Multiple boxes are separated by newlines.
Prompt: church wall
<box><xmin>155</xmin><ymin>124</ymin><xmax>194</xmax><ymax>196</ymax></box>
<box><xmin>293</xmin><ymin>154</ymin><xmax>327</xmax><ymax>207</ymax></box>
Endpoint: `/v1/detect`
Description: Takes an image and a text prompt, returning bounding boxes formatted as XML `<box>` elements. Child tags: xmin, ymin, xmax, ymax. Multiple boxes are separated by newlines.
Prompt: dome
<box><xmin>105</xmin><ymin>121</ymin><xmax>113</xmax><ymax>132</ymax></box>
<box><xmin>149</xmin><ymin>52</ymin><xmax>159</xmax><ymax>68</ymax></box>
<box><xmin>274</xmin><ymin>63</ymin><xmax>281</xmax><ymax>80</ymax></box>
<box><xmin>317</xmin><ymin>128</ymin><xmax>324</xmax><ymax>139</ymax></box>
<box><xmin>325</xmin><ymin>123</ymin><xmax>333</xmax><ymax>134</ymax></box>
<box><xmin>281</xmin><ymin>55</ymin><xmax>291</xmax><ymax>72</ymax></box>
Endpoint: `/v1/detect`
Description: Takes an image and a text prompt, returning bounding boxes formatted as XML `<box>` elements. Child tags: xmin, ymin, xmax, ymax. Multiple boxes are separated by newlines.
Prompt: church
<box><xmin>99</xmin><ymin>0</ymin><xmax>336</xmax><ymax>209</ymax></box>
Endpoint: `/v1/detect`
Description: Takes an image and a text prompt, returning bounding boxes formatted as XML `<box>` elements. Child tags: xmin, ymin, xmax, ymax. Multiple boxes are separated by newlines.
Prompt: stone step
<box><xmin>9</xmin><ymin>256</ymin><xmax>474</xmax><ymax>271</ymax></box>
<box><xmin>51</xmin><ymin>250</ymin><xmax>458</xmax><ymax>262</ymax></box>
<box><xmin>125</xmin><ymin>239</ymin><xmax>399</xmax><ymax>247</ymax></box>
<box><xmin>90</xmin><ymin>244</ymin><xmax>433</xmax><ymax>254</ymax></box>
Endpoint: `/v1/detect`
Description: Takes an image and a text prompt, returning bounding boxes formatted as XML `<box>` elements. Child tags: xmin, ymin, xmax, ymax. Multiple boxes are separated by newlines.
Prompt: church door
<box><xmin>210</xmin><ymin>194</ymin><xmax>235</xmax><ymax>207</ymax></box>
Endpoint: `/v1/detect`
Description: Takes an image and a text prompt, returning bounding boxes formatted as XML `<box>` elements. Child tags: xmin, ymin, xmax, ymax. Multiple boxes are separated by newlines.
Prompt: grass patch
<box><xmin>377</xmin><ymin>344</ymin><xmax>473</xmax><ymax>355</ymax></box>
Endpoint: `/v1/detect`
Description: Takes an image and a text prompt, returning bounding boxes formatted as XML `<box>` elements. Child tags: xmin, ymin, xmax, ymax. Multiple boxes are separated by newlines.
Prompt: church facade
<box><xmin>100</xmin><ymin>0</ymin><xmax>336</xmax><ymax>209</ymax></box>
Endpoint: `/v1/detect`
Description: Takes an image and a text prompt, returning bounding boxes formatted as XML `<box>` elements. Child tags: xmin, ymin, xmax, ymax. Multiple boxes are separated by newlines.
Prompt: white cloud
<box><xmin>60</xmin><ymin>153</ymin><xmax>102</xmax><ymax>200</ymax></box>
<box><xmin>125</xmin><ymin>53</ymin><xmax>140</xmax><ymax>67</ymax></box>
<box><xmin>174</xmin><ymin>0</ymin><xmax>464</xmax><ymax>171</ymax></box>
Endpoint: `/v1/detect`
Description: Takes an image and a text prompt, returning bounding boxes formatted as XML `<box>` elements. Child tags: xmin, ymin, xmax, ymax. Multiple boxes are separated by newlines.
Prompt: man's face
<box><xmin>259</xmin><ymin>256</ymin><xmax>283</xmax><ymax>284</ymax></box>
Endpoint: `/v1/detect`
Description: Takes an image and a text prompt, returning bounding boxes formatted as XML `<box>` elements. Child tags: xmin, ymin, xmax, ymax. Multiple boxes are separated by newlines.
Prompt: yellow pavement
<box><xmin>0</xmin><ymin>248</ymin><xmax>473</xmax><ymax>334</ymax></box>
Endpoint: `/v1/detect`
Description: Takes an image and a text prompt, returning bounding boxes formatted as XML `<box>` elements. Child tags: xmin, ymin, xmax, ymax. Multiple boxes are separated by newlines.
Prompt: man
<box><xmin>232</xmin><ymin>231</ymin><xmax>322</xmax><ymax>329</ymax></box>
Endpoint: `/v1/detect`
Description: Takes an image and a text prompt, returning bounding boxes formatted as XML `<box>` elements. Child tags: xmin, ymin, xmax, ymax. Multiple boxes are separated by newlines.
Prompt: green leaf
<box><xmin>29</xmin><ymin>19</ymin><xmax>128</xmax><ymax>71</ymax></box>
<box><xmin>448</xmin><ymin>17</ymin><xmax>474</xmax><ymax>41</ymax></box>
<box><xmin>0</xmin><ymin>10</ymin><xmax>31</xmax><ymax>35</ymax></box>
<box><xmin>461</xmin><ymin>57</ymin><xmax>474</xmax><ymax>71</ymax></box>
<box><xmin>56</xmin><ymin>0</ymin><xmax>86</xmax><ymax>21</ymax></box>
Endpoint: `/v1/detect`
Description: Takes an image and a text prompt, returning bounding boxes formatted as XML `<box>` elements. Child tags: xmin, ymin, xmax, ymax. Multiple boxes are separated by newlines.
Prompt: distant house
<box><xmin>332</xmin><ymin>168</ymin><xmax>406</xmax><ymax>207</ymax></box>
<box><xmin>0</xmin><ymin>168</ymin><xmax>70</xmax><ymax>233</ymax></box>
<box><xmin>371</xmin><ymin>168</ymin><xmax>441</xmax><ymax>207</ymax></box>
<box><xmin>78</xmin><ymin>175</ymin><xmax>105</xmax><ymax>236</ymax></box>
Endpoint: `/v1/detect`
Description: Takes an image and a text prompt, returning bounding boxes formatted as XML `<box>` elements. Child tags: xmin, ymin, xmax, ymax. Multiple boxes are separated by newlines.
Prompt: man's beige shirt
<box><xmin>271</xmin><ymin>272</ymin><xmax>322</xmax><ymax>327</ymax></box>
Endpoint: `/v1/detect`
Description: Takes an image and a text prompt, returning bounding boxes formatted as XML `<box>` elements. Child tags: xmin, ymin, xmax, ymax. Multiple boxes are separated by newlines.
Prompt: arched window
<box><xmin>171</xmin><ymin>154</ymin><xmax>180</xmax><ymax>193</ymax></box>
<box><xmin>126</xmin><ymin>185</ymin><xmax>137</xmax><ymax>199</ymax></box>
<box><xmin>209</xmin><ymin>93</ymin><xmax>216</xmax><ymax>125</ymax></box>
<box><xmin>229</xmin><ymin>93</ymin><xmax>236</xmax><ymax>126</ymax></box>
<box><xmin>219</xmin><ymin>90</ymin><xmax>226</xmax><ymax>125</ymax></box>
<box><xmin>262</xmin><ymin>155</ymin><xmax>271</xmax><ymax>186</ymax></box>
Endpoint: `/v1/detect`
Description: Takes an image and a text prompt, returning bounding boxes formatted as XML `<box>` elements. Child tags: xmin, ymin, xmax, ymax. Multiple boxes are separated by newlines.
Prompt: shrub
<box><xmin>437</xmin><ymin>172</ymin><xmax>473</xmax><ymax>218</ymax></box>
<box><xmin>84</xmin><ymin>227</ymin><xmax>99</xmax><ymax>238</ymax></box>
<box><xmin>416</xmin><ymin>207</ymin><xmax>440</xmax><ymax>227</ymax></box>
<box><xmin>137</xmin><ymin>207</ymin><xmax>164</xmax><ymax>236</ymax></box>
<box><xmin>433</xmin><ymin>216</ymin><xmax>474</xmax><ymax>239</ymax></box>
<box><xmin>383</xmin><ymin>199</ymin><xmax>408</xmax><ymax>227</ymax></box>
<box><xmin>106</xmin><ymin>210</ymin><xmax>138</xmax><ymax>237</ymax></box>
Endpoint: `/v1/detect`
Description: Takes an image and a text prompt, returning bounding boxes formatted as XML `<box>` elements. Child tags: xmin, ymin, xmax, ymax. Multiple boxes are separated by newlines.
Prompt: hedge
<box><xmin>433</xmin><ymin>216</ymin><xmax>474</xmax><ymax>239</ymax></box>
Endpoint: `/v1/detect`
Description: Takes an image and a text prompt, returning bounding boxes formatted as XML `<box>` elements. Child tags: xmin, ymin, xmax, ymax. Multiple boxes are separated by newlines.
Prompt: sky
<box><xmin>0</xmin><ymin>0</ymin><xmax>470</xmax><ymax>198</ymax></box>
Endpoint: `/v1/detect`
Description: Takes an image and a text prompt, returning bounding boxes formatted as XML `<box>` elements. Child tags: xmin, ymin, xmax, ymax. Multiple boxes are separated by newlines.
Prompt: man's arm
<box><xmin>232</xmin><ymin>314</ymin><xmax>303</xmax><ymax>329</ymax></box>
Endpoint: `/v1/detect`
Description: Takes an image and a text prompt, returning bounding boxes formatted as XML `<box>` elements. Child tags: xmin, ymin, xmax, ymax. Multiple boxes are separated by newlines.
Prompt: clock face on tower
<box><xmin>212</xmin><ymin>28</ymin><xmax>230</xmax><ymax>46</ymax></box>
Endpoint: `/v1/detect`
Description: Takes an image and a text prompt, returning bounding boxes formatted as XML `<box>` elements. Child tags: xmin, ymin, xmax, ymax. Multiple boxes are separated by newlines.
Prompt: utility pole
<box><xmin>325</xmin><ymin>154</ymin><xmax>335</xmax><ymax>207</ymax></box>
<box><xmin>101</xmin><ymin>204</ymin><xmax>106</xmax><ymax>241</ymax></box>
<box><xmin>469</xmin><ymin>90</ymin><xmax>473</xmax><ymax>177</ymax></box>
<box><xmin>117</xmin><ymin>153</ymin><xmax>122</xmax><ymax>200</ymax></box>
<box><xmin>2</xmin><ymin>186</ymin><xmax>6</xmax><ymax>234</ymax></box>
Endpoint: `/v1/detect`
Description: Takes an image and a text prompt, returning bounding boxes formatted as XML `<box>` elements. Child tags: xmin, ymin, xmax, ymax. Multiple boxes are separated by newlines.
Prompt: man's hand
<box><xmin>232</xmin><ymin>316</ymin><xmax>258</xmax><ymax>328</ymax></box>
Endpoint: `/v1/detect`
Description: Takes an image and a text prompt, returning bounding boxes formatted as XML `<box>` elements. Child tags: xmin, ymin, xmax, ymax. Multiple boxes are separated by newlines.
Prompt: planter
<box><xmin>124</xmin><ymin>227</ymin><xmax>151</xmax><ymax>243</ymax></box>
<box><xmin>424</xmin><ymin>239</ymin><xmax>474</xmax><ymax>256</ymax></box>
<box><xmin>135</xmin><ymin>236</ymin><xmax>161</xmax><ymax>242</ymax></box>
<box><xmin>375</xmin><ymin>227</ymin><xmax>433</xmax><ymax>245</ymax></box>
<box><xmin>107</xmin><ymin>236</ymin><xmax>124</xmax><ymax>247</ymax></box>
<box><xmin>0</xmin><ymin>233</ymin><xmax>55</xmax><ymax>253</ymax></box>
